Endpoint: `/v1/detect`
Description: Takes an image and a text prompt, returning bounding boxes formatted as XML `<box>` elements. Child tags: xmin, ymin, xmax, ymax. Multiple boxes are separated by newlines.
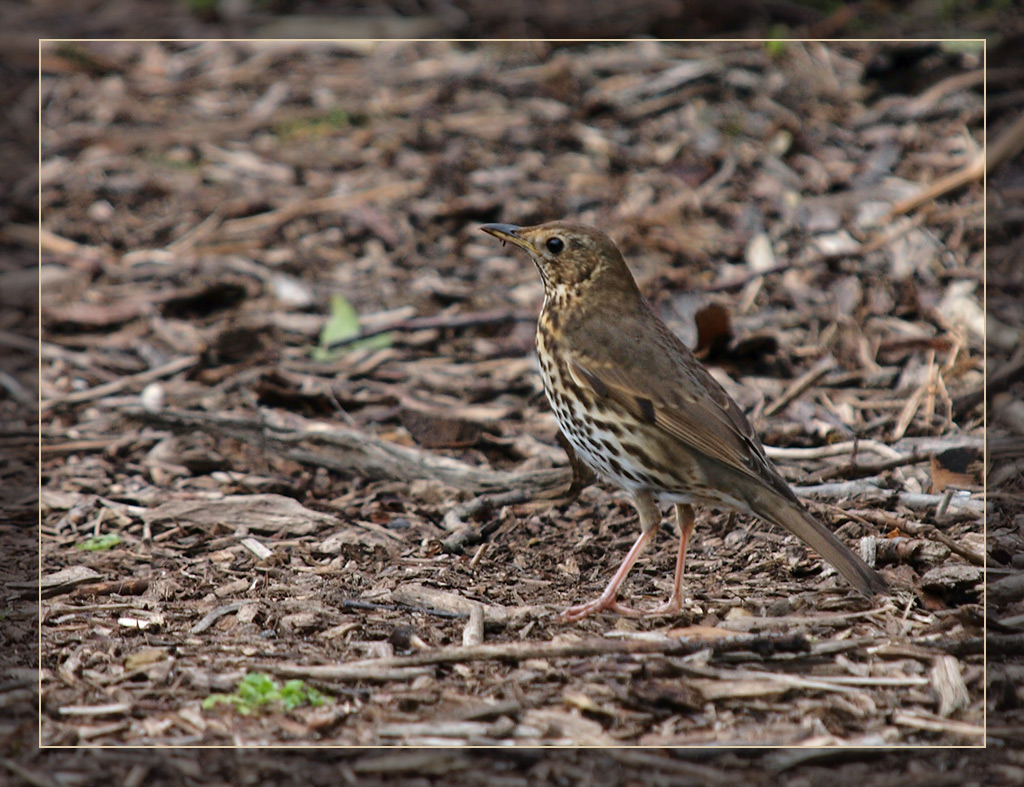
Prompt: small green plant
<box><xmin>76</xmin><ymin>533</ymin><xmax>122</xmax><ymax>551</ymax></box>
<box><xmin>312</xmin><ymin>294</ymin><xmax>394</xmax><ymax>361</ymax></box>
<box><xmin>202</xmin><ymin>673</ymin><xmax>330</xmax><ymax>715</ymax></box>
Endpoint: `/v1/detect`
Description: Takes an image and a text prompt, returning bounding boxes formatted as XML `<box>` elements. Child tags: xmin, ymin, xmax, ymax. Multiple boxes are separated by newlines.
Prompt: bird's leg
<box><xmin>640</xmin><ymin>503</ymin><xmax>695</xmax><ymax>617</ymax></box>
<box><xmin>562</xmin><ymin>491</ymin><xmax>661</xmax><ymax>621</ymax></box>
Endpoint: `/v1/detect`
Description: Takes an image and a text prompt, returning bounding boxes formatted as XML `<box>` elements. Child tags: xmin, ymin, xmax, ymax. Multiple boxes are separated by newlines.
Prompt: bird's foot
<box><xmin>561</xmin><ymin>594</ymin><xmax>684</xmax><ymax>621</ymax></box>
<box><xmin>561</xmin><ymin>595</ymin><xmax>630</xmax><ymax>621</ymax></box>
<box><xmin>634</xmin><ymin>593</ymin><xmax>685</xmax><ymax>618</ymax></box>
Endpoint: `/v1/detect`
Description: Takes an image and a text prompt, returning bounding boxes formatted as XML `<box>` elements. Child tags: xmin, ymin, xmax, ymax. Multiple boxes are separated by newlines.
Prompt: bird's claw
<box><xmin>561</xmin><ymin>595</ymin><xmax>685</xmax><ymax>621</ymax></box>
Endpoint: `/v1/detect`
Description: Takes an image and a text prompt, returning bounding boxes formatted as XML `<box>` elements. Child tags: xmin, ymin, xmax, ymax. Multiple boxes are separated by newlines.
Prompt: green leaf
<box><xmin>201</xmin><ymin>693</ymin><xmax>233</xmax><ymax>710</ymax></box>
<box><xmin>312</xmin><ymin>295</ymin><xmax>394</xmax><ymax>360</ymax></box>
<box><xmin>281</xmin><ymin>679</ymin><xmax>329</xmax><ymax>710</ymax></box>
<box><xmin>76</xmin><ymin>533</ymin><xmax>122</xmax><ymax>551</ymax></box>
<box><xmin>322</xmin><ymin>295</ymin><xmax>361</xmax><ymax>345</ymax></box>
<box><xmin>202</xmin><ymin>673</ymin><xmax>331</xmax><ymax>716</ymax></box>
<box><xmin>764</xmin><ymin>25</ymin><xmax>789</xmax><ymax>57</ymax></box>
<box><xmin>273</xmin><ymin>109</ymin><xmax>359</xmax><ymax>141</ymax></box>
<box><xmin>236</xmin><ymin>673</ymin><xmax>280</xmax><ymax>706</ymax></box>
<box><xmin>280</xmin><ymin>680</ymin><xmax>307</xmax><ymax>710</ymax></box>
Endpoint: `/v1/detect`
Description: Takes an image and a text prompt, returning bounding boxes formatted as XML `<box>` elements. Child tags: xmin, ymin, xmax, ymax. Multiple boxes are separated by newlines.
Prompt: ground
<box><xmin>32</xmin><ymin>39</ymin><xmax>993</xmax><ymax>751</ymax></box>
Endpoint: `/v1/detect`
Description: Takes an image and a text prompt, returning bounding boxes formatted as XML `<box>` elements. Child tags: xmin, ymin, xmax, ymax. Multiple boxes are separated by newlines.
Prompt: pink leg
<box><xmin>562</xmin><ymin>491</ymin><xmax>661</xmax><ymax>622</ymax></box>
<box><xmin>562</xmin><ymin>526</ymin><xmax>658</xmax><ymax>621</ymax></box>
<box><xmin>639</xmin><ymin>503</ymin><xmax>695</xmax><ymax>617</ymax></box>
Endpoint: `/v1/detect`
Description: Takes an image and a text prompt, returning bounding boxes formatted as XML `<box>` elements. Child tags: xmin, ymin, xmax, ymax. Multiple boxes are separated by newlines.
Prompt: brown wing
<box><xmin>567</xmin><ymin>352</ymin><xmax>775</xmax><ymax>476</ymax></box>
<box><xmin>566</xmin><ymin>351</ymin><xmax>888</xmax><ymax>596</ymax></box>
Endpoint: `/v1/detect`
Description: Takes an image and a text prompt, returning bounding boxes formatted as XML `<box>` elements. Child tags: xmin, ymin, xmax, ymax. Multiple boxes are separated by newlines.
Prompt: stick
<box><xmin>440</xmin><ymin>489</ymin><xmax>532</xmax><ymax>554</ymax></box>
<box><xmin>764</xmin><ymin>356</ymin><xmax>836</xmax><ymax>417</ymax></box>
<box><xmin>889</xmin><ymin>110</ymin><xmax>1024</xmax><ymax>216</ymax></box>
<box><xmin>951</xmin><ymin>345</ymin><xmax>1024</xmax><ymax>419</ymax></box>
<box><xmin>809</xmin><ymin>451</ymin><xmax>930</xmax><ymax>482</ymax></box>
<box><xmin>893</xmin><ymin>520</ymin><xmax>985</xmax><ymax>567</ymax></box>
<box><xmin>216</xmin><ymin>181</ymin><xmax>424</xmax><ymax>241</ymax></box>
<box><xmin>260</xmin><ymin>631</ymin><xmax>810</xmax><ymax>682</ymax></box>
<box><xmin>763</xmin><ymin>439</ymin><xmax>902</xmax><ymax>462</ymax></box>
<box><xmin>40</xmin><ymin>355</ymin><xmax>198</xmax><ymax>412</ymax></box>
<box><xmin>190</xmin><ymin>601</ymin><xmax>251</xmax><ymax>634</ymax></box>
<box><xmin>792</xmin><ymin>480</ymin><xmax>986</xmax><ymax>517</ymax></box>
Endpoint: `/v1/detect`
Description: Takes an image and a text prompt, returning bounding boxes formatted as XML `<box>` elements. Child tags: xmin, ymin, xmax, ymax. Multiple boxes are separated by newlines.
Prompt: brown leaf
<box><xmin>693</xmin><ymin>302</ymin><xmax>733</xmax><ymax>359</ymax></box>
<box><xmin>629</xmin><ymin>679</ymin><xmax>705</xmax><ymax>712</ymax></box>
<box><xmin>929</xmin><ymin>446</ymin><xmax>982</xmax><ymax>493</ymax></box>
<box><xmin>400</xmin><ymin>408</ymin><xmax>482</xmax><ymax>449</ymax></box>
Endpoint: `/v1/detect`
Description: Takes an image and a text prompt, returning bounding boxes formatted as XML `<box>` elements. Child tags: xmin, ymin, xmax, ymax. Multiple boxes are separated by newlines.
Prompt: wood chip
<box><xmin>142</xmin><ymin>494</ymin><xmax>338</xmax><ymax>536</ymax></box>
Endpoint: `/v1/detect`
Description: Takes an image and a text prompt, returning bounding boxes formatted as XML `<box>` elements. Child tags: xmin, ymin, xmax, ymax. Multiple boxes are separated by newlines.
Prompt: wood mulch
<box><xmin>36</xmin><ymin>40</ymin><xmax>991</xmax><ymax>750</ymax></box>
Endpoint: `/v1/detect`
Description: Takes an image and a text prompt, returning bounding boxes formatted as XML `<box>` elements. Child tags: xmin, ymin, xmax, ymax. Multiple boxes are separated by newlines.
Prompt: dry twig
<box><xmin>263</xmin><ymin>631</ymin><xmax>810</xmax><ymax>682</ymax></box>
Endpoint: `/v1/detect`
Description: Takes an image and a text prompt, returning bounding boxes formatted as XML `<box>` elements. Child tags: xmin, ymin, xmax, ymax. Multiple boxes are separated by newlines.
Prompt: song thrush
<box><xmin>480</xmin><ymin>221</ymin><xmax>888</xmax><ymax>621</ymax></box>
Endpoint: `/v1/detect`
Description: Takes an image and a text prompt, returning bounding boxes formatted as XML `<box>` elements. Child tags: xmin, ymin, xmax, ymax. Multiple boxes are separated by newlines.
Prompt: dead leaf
<box><xmin>929</xmin><ymin>446</ymin><xmax>981</xmax><ymax>493</ymax></box>
<box><xmin>694</xmin><ymin>303</ymin><xmax>733</xmax><ymax>359</ymax></box>
<box><xmin>37</xmin><ymin>566</ymin><xmax>103</xmax><ymax>598</ymax></box>
<box><xmin>400</xmin><ymin>408</ymin><xmax>482</xmax><ymax>449</ymax></box>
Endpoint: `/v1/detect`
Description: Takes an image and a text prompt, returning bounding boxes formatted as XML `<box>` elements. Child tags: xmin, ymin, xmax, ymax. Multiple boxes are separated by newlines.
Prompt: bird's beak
<box><xmin>480</xmin><ymin>223</ymin><xmax>536</xmax><ymax>254</ymax></box>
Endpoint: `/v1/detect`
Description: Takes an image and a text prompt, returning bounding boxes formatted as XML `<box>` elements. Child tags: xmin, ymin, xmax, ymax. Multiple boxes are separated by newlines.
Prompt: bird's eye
<box><xmin>546</xmin><ymin>237</ymin><xmax>565</xmax><ymax>254</ymax></box>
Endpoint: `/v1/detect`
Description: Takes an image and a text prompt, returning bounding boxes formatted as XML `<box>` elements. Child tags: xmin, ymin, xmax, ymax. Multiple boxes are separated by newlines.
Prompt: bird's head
<box><xmin>480</xmin><ymin>221</ymin><xmax>638</xmax><ymax>303</ymax></box>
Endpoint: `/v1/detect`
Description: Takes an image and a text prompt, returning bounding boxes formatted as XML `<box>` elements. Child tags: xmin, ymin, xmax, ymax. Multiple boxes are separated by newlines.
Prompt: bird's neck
<box><xmin>541</xmin><ymin>282</ymin><xmax>573</xmax><ymax>316</ymax></box>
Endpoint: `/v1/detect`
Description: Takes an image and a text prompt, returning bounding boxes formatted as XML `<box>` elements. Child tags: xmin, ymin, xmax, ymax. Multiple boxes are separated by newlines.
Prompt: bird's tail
<box><xmin>753</xmin><ymin>492</ymin><xmax>889</xmax><ymax>597</ymax></box>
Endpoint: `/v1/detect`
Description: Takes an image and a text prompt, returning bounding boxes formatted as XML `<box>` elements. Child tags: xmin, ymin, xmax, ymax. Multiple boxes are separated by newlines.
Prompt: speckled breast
<box><xmin>536</xmin><ymin>319</ymin><xmax>655</xmax><ymax>496</ymax></box>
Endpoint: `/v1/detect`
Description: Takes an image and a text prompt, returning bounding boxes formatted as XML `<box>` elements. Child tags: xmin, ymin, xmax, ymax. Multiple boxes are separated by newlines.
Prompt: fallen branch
<box><xmin>130</xmin><ymin>407</ymin><xmax>569</xmax><ymax>495</ymax></box>
<box><xmin>260</xmin><ymin>631</ymin><xmax>810</xmax><ymax>682</ymax></box>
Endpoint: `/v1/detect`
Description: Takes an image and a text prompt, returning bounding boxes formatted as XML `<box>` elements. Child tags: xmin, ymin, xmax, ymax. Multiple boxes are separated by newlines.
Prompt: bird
<box><xmin>480</xmin><ymin>221</ymin><xmax>889</xmax><ymax>621</ymax></box>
